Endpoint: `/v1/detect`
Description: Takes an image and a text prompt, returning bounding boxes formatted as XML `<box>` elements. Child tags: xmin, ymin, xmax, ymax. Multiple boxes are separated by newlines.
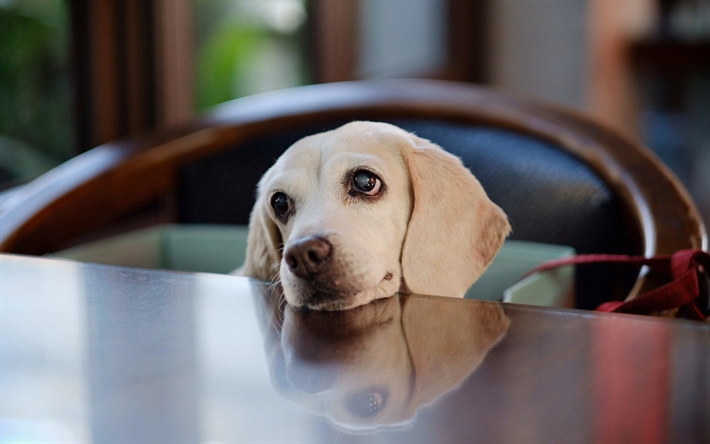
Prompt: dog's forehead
<box><xmin>326</xmin><ymin>121</ymin><xmax>411</xmax><ymax>153</ymax></box>
<box><xmin>281</xmin><ymin>123</ymin><xmax>408</xmax><ymax>167</ymax></box>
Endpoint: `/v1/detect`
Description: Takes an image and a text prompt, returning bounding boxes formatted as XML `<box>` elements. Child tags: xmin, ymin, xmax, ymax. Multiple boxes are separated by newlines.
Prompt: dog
<box><xmin>253</xmin><ymin>285</ymin><xmax>510</xmax><ymax>431</ymax></box>
<box><xmin>244</xmin><ymin>121</ymin><xmax>510</xmax><ymax>310</ymax></box>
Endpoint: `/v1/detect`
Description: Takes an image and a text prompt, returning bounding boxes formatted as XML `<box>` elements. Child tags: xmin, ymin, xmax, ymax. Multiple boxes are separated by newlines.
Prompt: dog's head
<box><xmin>245</xmin><ymin>121</ymin><xmax>510</xmax><ymax>310</ymax></box>
<box><xmin>254</xmin><ymin>287</ymin><xmax>510</xmax><ymax>431</ymax></box>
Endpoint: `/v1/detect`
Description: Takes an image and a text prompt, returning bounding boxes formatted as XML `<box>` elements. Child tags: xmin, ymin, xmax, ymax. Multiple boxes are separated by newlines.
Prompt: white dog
<box><xmin>244</xmin><ymin>121</ymin><xmax>510</xmax><ymax>310</ymax></box>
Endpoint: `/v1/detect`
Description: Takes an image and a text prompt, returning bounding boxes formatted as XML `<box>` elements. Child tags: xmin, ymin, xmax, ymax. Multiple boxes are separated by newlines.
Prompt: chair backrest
<box><xmin>1</xmin><ymin>80</ymin><xmax>705</xmax><ymax>308</ymax></box>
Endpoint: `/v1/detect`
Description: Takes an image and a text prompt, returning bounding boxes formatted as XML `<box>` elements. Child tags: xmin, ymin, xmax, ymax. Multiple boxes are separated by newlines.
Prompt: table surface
<box><xmin>1</xmin><ymin>254</ymin><xmax>708</xmax><ymax>443</ymax></box>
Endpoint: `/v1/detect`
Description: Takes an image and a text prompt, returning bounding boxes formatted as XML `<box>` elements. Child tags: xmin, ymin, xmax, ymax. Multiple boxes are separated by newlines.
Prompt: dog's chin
<box><xmin>282</xmin><ymin>271</ymin><xmax>401</xmax><ymax>311</ymax></box>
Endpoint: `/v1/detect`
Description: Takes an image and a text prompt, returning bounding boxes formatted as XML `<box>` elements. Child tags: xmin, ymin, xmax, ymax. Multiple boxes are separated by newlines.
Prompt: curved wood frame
<box><xmin>1</xmin><ymin>80</ymin><xmax>706</xmax><ymax>268</ymax></box>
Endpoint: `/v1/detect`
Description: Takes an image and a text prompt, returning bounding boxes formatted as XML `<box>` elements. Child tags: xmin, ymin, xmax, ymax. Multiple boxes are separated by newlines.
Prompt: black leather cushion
<box><xmin>178</xmin><ymin>119</ymin><xmax>639</xmax><ymax>308</ymax></box>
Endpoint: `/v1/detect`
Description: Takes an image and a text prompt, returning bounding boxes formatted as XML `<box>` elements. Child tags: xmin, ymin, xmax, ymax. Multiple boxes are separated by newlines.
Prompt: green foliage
<box><xmin>0</xmin><ymin>0</ymin><xmax>73</xmax><ymax>183</ymax></box>
<box><xmin>196</xmin><ymin>23</ymin><xmax>264</xmax><ymax>110</ymax></box>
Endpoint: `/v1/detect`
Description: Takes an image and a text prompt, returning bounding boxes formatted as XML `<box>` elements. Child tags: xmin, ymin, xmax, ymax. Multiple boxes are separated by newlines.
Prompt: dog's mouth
<box><xmin>289</xmin><ymin>271</ymin><xmax>396</xmax><ymax>311</ymax></box>
<box><xmin>298</xmin><ymin>288</ymin><xmax>356</xmax><ymax>311</ymax></box>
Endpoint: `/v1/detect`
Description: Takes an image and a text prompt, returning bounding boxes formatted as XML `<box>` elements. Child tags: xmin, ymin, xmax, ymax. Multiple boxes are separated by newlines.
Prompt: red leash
<box><xmin>522</xmin><ymin>249</ymin><xmax>709</xmax><ymax>320</ymax></box>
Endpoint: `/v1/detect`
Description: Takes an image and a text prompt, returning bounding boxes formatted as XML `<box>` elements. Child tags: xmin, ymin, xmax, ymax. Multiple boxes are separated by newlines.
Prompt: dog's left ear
<box><xmin>401</xmin><ymin>135</ymin><xmax>511</xmax><ymax>297</ymax></box>
<box><xmin>244</xmin><ymin>195</ymin><xmax>283</xmax><ymax>282</ymax></box>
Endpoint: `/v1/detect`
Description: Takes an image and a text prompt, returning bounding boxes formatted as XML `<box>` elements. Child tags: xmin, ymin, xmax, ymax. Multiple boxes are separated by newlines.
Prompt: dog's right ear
<box><xmin>244</xmin><ymin>195</ymin><xmax>283</xmax><ymax>282</ymax></box>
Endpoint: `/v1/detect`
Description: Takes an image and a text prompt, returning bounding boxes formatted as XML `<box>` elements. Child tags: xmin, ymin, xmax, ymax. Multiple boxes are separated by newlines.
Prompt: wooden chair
<box><xmin>1</xmin><ymin>80</ymin><xmax>705</xmax><ymax>310</ymax></box>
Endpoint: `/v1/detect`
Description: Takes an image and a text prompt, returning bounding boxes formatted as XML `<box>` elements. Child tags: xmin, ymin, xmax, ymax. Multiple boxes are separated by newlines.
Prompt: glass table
<box><xmin>1</xmin><ymin>254</ymin><xmax>708</xmax><ymax>443</ymax></box>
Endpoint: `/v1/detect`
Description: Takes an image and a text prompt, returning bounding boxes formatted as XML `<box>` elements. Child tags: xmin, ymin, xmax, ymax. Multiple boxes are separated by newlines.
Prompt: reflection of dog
<box><xmin>253</xmin><ymin>285</ymin><xmax>510</xmax><ymax>431</ymax></box>
<box><xmin>243</xmin><ymin>121</ymin><xmax>510</xmax><ymax>310</ymax></box>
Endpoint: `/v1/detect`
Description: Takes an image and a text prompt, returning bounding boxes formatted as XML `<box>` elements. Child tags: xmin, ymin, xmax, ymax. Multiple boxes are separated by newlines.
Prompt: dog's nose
<box><xmin>284</xmin><ymin>236</ymin><xmax>332</xmax><ymax>279</ymax></box>
<box><xmin>287</xmin><ymin>362</ymin><xmax>336</xmax><ymax>394</ymax></box>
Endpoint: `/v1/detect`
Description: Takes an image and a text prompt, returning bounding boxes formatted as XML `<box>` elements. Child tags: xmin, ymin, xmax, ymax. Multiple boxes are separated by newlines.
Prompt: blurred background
<box><xmin>1</xmin><ymin>0</ymin><xmax>708</xmax><ymax>223</ymax></box>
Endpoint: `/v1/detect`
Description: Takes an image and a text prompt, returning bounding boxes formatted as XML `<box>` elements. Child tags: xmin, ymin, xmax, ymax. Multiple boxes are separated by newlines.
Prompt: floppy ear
<box><xmin>244</xmin><ymin>197</ymin><xmax>283</xmax><ymax>282</ymax></box>
<box><xmin>400</xmin><ymin>135</ymin><xmax>511</xmax><ymax>297</ymax></box>
<box><xmin>401</xmin><ymin>296</ymin><xmax>510</xmax><ymax>409</ymax></box>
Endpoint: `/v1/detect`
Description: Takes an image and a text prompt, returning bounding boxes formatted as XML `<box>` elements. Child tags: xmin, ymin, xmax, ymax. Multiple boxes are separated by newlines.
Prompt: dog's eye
<box><xmin>346</xmin><ymin>390</ymin><xmax>387</xmax><ymax>418</ymax></box>
<box><xmin>352</xmin><ymin>170</ymin><xmax>382</xmax><ymax>196</ymax></box>
<box><xmin>271</xmin><ymin>192</ymin><xmax>291</xmax><ymax>219</ymax></box>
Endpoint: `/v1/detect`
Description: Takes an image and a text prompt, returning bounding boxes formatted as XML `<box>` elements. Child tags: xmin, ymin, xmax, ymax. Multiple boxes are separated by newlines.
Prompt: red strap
<box><xmin>523</xmin><ymin>249</ymin><xmax>708</xmax><ymax>321</ymax></box>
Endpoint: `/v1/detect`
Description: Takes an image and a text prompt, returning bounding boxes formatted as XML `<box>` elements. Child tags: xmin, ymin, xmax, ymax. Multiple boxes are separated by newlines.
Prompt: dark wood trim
<box><xmin>442</xmin><ymin>0</ymin><xmax>488</xmax><ymax>82</ymax></box>
<box><xmin>629</xmin><ymin>40</ymin><xmax>710</xmax><ymax>73</ymax></box>
<box><xmin>153</xmin><ymin>0</ymin><xmax>194</xmax><ymax>128</ymax></box>
<box><xmin>89</xmin><ymin>0</ymin><xmax>124</xmax><ymax>146</ymax></box>
<box><xmin>69</xmin><ymin>0</ymin><xmax>159</xmax><ymax>152</ymax></box>
<box><xmin>125</xmin><ymin>0</ymin><xmax>158</xmax><ymax>134</ymax></box>
<box><xmin>313</xmin><ymin>0</ymin><xmax>359</xmax><ymax>82</ymax></box>
<box><xmin>1</xmin><ymin>81</ymin><xmax>705</xmax><ymax>303</ymax></box>
<box><xmin>69</xmin><ymin>0</ymin><xmax>93</xmax><ymax>153</ymax></box>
